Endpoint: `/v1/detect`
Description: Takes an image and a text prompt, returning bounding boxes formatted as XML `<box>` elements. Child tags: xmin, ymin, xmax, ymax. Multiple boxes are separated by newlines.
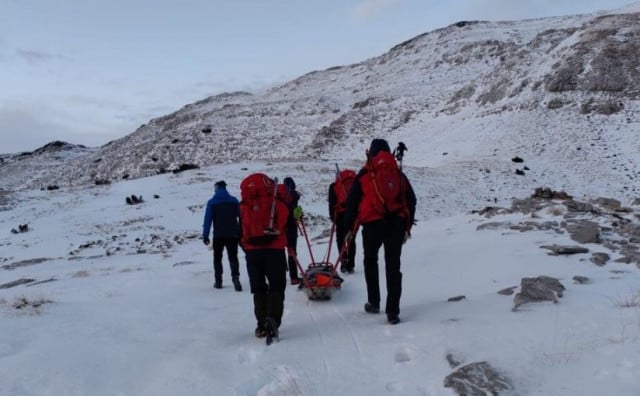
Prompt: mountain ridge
<box><xmin>1</xmin><ymin>6</ymin><xmax>639</xmax><ymax>214</ymax></box>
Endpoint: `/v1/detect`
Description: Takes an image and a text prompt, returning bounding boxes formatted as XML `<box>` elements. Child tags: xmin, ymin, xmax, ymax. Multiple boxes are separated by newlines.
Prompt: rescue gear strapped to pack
<box><xmin>239</xmin><ymin>173</ymin><xmax>282</xmax><ymax>245</ymax></box>
<box><xmin>357</xmin><ymin>149</ymin><xmax>410</xmax><ymax>224</ymax></box>
<box><xmin>333</xmin><ymin>163</ymin><xmax>356</xmax><ymax>216</ymax></box>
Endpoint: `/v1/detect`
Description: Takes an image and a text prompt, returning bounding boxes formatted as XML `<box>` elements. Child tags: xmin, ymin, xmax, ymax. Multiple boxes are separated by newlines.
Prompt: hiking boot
<box><xmin>364</xmin><ymin>302</ymin><xmax>380</xmax><ymax>314</ymax></box>
<box><xmin>290</xmin><ymin>278</ymin><xmax>301</xmax><ymax>286</ymax></box>
<box><xmin>264</xmin><ymin>317</ymin><xmax>279</xmax><ymax>339</ymax></box>
<box><xmin>232</xmin><ymin>278</ymin><xmax>242</xmax><ymax>292</ymax></box>
<box><xmin>255</xmin><ymin>326</ymin><xmax>267</xmax><ymax>338</ymax></box>
<box><xmin>340</xmin><ymin>260</ymin><xmax>351</xmax><ymax>273</ymax></box>
<box><xmin>387</xmin><ymin>315</ymin><xmax>400</xmax><ymax>325</ymax></box>
<box><xmin>213</xmin><ymin>280</ymin><xmax>222</xmax><ymax>289</ymax></box>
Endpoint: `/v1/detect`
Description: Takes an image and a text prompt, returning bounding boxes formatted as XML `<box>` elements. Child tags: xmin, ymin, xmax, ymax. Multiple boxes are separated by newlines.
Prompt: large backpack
<box><xmin>359</xmin><ymin>151</ymin><xmax>409</xmax><ymax>220</ymax></box>
<box><xmin>240</xmin><ymin>173</ymin><xmax>282</xmax><ymax>245</ymax></box>
<box><xmin>333</xmin><ymin>169</ymin><xmax>356</xmax><ymax>215</ymax></box>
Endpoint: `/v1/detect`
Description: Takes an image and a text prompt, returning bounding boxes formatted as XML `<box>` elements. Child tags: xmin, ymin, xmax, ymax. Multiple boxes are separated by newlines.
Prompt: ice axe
<box><xmin>264</xmin><ymin>177</ymin><xmax>279</xmax><ymax>236</ymax></box>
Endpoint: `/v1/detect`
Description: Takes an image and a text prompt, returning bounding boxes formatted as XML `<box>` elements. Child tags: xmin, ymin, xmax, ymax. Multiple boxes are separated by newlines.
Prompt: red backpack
<box><xmin>240</xmin><ymin>173</ymin><xmax>283</xmax><ymax>245</ymax></box>
<box><xmin>359</xmin><ymin>151</ymin><xmax>409</xmax><ymax>222</ymax></box>
<box><xmin>333</xmin><ymin>169</ymin><xmax>356</xmax><ymax>215</ymax></box>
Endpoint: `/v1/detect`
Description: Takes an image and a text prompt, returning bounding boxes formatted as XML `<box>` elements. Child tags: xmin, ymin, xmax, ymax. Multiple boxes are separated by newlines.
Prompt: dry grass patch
<box><xmin>72</xmin><ymin>270</ymin><xmax>90</xmax><ymax>278</ymax></box>
<box><xmin>617</xmin><ymin>290</ymin><xmax>640</xmax><ymax>308</ymax></box>
<box><xmin>1</xmin><ymin>295</ymin><xmax>54</xmax><ymax>315</ymax></box>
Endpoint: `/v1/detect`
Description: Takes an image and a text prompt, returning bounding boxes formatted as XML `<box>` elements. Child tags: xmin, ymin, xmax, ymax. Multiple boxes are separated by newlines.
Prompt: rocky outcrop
<box><xmin>540</xmin><ymin>244</ymin><xmax>589</xmax><ymax>255</ymax></box>
<box><xmin>477</xmin><ymin>189</ymin><xmax>640</xmax><ymax>268</ymax></box>
<box><xmin>444</xmin><ymin>361</ymin><xmax>513</xmax><ymax>395</ymax></box>
<box><xmin>513</xmin><ymin>276</ymin><xmax>565</xmax><ymax>311</ymax></box>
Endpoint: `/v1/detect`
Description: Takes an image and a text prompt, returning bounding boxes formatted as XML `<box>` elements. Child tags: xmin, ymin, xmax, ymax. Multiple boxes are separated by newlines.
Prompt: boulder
<box><xmin>590</xmin><ymin>252</ymin><xmax>610</xmax><ymax>266</ymax></box>
<box><xmin>540</xmin><ymin>244</ymin><xmax>589</xmax><ymax>255</ymax></box>
<box><xmin>513</xmin><ymin>275</ymin><xmax>565</xmax><ymax>311</ymax></box>
<box><xmin>444</xmin><ymin>361</ymin><xmax>513</xmax><ymax>395</ymax></box>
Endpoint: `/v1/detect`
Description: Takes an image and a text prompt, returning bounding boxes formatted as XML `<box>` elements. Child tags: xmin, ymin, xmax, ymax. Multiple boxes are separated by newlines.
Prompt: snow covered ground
<box><xmin>1</xmin><ymin>162</ymin><xmax>639</xmax><ymax>395</ymax></box>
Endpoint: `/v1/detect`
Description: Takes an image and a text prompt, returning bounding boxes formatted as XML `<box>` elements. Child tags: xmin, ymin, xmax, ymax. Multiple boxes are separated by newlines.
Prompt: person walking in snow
<box><xmin>239</xmin><ymin>173</ymin><xmax>289</xmax><ymax>343</ymax></box>
<box><xmin>202</xmin><ymin>180</ymin><xmax>242</xmax><ymax>291</ymax></box>
<box><xmin>278</xmin><ymin>176</ymin><xmax>303</xmax><ymax>285</ymax></box>
<box><xmin>328</xmin><ymin>168</ymin><xmax>357</xmax><ymax>273</ymax></box>
<box><xmin>344</xmin><ymin>139</ymin><xmax>416</xmax><ymax>325</ymax></box>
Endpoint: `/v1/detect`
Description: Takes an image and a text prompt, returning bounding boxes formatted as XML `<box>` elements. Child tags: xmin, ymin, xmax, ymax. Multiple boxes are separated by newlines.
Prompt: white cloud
<box><xmin>15</xmin><ymin>49</ymin><xmax>68</xmax><ymax>65</ymax></box>
<box><xmin>353</xmin><ymin>0</ymin><xmax>402</xmax><ymax>19</ymax></box>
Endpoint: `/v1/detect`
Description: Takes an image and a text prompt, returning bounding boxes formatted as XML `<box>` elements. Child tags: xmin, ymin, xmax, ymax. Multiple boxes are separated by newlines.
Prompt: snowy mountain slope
<box><xmin>2</xmin><ymin>5</ymin><xmax>640</xmax><ymax>395</ymax></box>
<box><xmin>1</xmin><ymin>162</ymin><xmax>640</xmax><ymax>395</ymax></box>
<box><xmin>1</xmin><ymin>6</ymin><xmax>640</xmax><ymax>214</ymax></box>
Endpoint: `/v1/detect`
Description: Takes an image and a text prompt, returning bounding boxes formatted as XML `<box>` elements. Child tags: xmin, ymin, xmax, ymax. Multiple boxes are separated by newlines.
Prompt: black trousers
<box><xmin>245</xmin><ymin>249</ymin><xmax>287</xmax><ymax>328</ymax></box>
<box><xmin>287</xmin><ymin>233</ymin><xmax>299</xmax><ymax>280</ymax></box>
<box><xmin>212</xmin><ymin>237</ymin><xmax>240</xmax><ymax>281</ymax></box>
<box><xmin>361</xmin><ymin>216</ymin><xmax>405</xmax><ymax>317</ymax></box>
<box><xmin>335</xmin><ymin>212</ymin><xmax>356</xmax><ymax>269</ymax></box>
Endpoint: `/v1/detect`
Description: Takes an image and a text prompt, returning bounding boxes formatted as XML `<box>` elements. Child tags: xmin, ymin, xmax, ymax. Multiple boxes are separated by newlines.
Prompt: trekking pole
<box><xmin>324</xmin><ymin>221</ymin><xmax>336</xmax><ymax>263</ymax></box>
<box><xmin>297</xmin><ymin>217</ymin><xmax>316</xmax><ymax>264</ymax></box>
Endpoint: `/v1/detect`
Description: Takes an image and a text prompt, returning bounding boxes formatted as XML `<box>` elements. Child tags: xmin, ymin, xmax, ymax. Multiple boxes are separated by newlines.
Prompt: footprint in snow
<box><xmin>387</xmin><ymin>381</ymin><xmax>432</xmax><ymax>394</ymax></box>
<box><xmin>394</xmin><ymin>346</ymin><xmax>412</xmax><ymax>363</ymax></box>
<box><xmin>385</xmin><ymin>381</ymin><xmax>405</xmax><ymax>393</ymax></box>
<box><xmin>237</xmin><ymin>346</ymin><xmax>260</xmax><ymax>365</ymax></box>
<box><xmin>255</xmin><ymin>365</ymin><xmax>311</xmax><ymax>396</ymax></box>
<box><xmin>237</xmin><ymin>365</ymin><xmax>311</xmax><ymax>395</ymax></box>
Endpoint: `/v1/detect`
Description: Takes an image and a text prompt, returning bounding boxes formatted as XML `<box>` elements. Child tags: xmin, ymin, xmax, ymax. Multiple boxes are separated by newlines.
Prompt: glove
<box><xmin>293</xmin><ymin>205</ymin><xmax>303</xmax><ymax>220</ymax></box>
<box><xmin>202</xmin><ymin>237</ymin><xmax>210</xmax><ymax>246</ymax></box>
<box><xmin>403</xmin><ymin>231</ymin><xmax>410</xmax><ymax>244</ymax></box>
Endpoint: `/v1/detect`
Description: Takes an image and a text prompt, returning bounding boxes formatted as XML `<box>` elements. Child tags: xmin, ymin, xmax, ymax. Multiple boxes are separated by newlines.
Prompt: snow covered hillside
<box><xmin>2</xmin><ymin>4</ymin><xmax>640</xmax><ymax>215</ymax></box>
<box><xmin>1</xmin><ymin>162</ymin><xmax>640</xmax><ymax>395</ymax></box>
<box><xmin>1</xmin><ymin>5</ymin><xmax>640</xmax><ymax>393</ymax></box>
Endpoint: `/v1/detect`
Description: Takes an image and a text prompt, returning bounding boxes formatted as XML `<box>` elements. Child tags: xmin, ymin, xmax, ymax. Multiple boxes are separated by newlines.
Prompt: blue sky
<box><xmin>0</xmin><ymin>0</ymin><xmax>635</xmax><ymax>153</ymax></box>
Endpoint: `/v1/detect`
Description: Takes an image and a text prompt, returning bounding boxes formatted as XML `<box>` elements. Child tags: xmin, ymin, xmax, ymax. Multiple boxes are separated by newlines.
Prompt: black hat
<box><xmin>369</xmin><ymin>139</ymin><xmax>391</xmax><ymax>157</ymax></box>
<box><xmin>283</xmin><ymin>177</ymin><xmax>296</xmax><ymax>190</ymax></box>
<box><xmin>214</xmin><ymin>180</ymin><xmax>227</xmax><ymax>189</ymax></box>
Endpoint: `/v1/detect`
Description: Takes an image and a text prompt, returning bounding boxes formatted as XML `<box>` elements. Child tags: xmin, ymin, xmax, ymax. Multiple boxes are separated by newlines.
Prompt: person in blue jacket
<box><xmin>202</xmin><ymin>180</ymin><xmax>242</xmax><ymax>291</ymax></box>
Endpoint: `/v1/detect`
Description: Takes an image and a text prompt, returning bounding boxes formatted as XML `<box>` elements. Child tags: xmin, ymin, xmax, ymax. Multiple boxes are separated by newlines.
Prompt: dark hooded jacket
<box><xmin>279</xmin><ymin>177</ymin><xmax>300</xmax><ymax>244</ymax></box>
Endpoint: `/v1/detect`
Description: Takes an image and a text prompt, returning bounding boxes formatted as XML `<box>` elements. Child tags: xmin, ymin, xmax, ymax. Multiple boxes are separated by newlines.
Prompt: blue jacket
<box><xmin>202</xmin><ymin>187</ymin><xmax>240</xmax><ymax>239</ymax></box>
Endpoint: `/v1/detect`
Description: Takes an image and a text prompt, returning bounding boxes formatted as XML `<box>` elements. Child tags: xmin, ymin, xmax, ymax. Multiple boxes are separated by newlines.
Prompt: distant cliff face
<box><xmin>1</xmin><ymin>9</ymin><xmax>640</xmax><ymax>202</ymax></box>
